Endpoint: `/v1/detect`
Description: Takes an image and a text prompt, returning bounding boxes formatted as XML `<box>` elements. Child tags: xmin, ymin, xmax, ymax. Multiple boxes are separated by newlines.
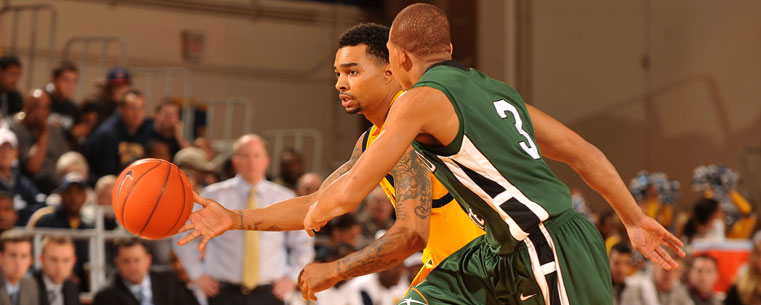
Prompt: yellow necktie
<box><xmin>241</xmin><ymin>188</ymin><xmax>259</xmax><ymax>289</ymax></box>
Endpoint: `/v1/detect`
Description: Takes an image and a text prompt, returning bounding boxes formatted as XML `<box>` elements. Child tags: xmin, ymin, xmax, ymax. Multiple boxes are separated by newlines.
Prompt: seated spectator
<box><xmin>34</xmin><ymin>172</ymin><xmax>91</xmax><ymax>289</ymax></box>
<box><xmin>610</xmin><ymin>242</ymin><xmax>635</xmax><ymax>305</ymax></box>
<box><xmin>45</xmin><ymin>62</ymin><xmax>93</xmax><ymax>147</ymax></box>
<box><xmin>0</xmin><ymin>128</ymin><xmax>44</xmax><ymax>226</ymax></box>
<box><xmin>33</xmin><ymin>236</ymin><xmax>79</xmax><ymax>305</ymax></box>
<box><xmin>85</xmin><ymin>90</ymin><xmax>151</xmax><ymax>179</ymax></box>
<box><xmin>145</xmin><ymin>140</ymin><xmax>172</xmax><ymax>161</ymax></box>
<box><xmin>9</xmin><ymin>89</ymin><xmax>70</xmax><ymax>194</ymax></box>
<box><xmin>687</xmin><ymin>254</ymin><xmax>720</xmax><ymax>305</ymax></box>
<box><xmin>683</xmin><ymin>198</ymin><xmax>724</xmax><ymax>244</ymax></box>
<box><xmin>0</xmin><ymin>55</ymin><xmax>23</xmax><ymax>117</ymax></box>
<box><xmin>275</xmin><ymin>149</ymin><xmax>304</xmax><ymax>191</ymax></box>
<box><xmin>55</xmin><ymin>152</ymin><xmax>88</xmax><ymax>182</ymax></box>
<box><xmin>0</xmin><ymin>231</ymin><xmax>38</xmax><ymax>305</ymax></box>
<box><xmin>173</xmin><ymin>147</ymin><xmax>213</xmax><ymax>193</ymax></box>
<box><xmin>402</xmin><ymin>252</ymin><xmax>424</xmax><ymax>287</ymax></box>
<box><xmin>192</xmin><ymin>137</ymin><xmax>215</xmax><ymax>161</ymax></box>
<box><xmin>312</xmin><ymin>245</ymin><xmax>362</xmax><ymax>305</ymax></box>
<box><xmin>295</xmin><ymin>172</ymin><xmax>323</xmax><ymax>196</ymax></box>
<box><xmin>81</xmin><ymin>67</ymin><xmax>132</xmax><ymax>128</ymax></box>
<box><xmin>725</xmin><ymin>233</ymin><xmax>761</xmax><ymax>305</ymax></box>
<box><xmin>81</xmin><ymin>175</ymin><xmax>118</xmax><ymax>230</ymax></box>
<box><xmin>620</xmin><ymin>252</ymin><xmax>692</xmax><ymax>305</ymax></box>
<box><xmin>0</xmin><ymin>192</ymin><xmax>17</xmax><ymax>234</ymax></box>
<box><xmin>93</xmin><ymin>238</ymin><xmax>199</xmax><ymax>305</ymax></box>
<box><xmin>315</xmin><ymin>214</ymin><xmax>362</xmax><ymax>262</ymax></box>
<box><xmin>345</xmin><ymin>260</ymin><xmax>409</xmax><ymax>305</ymax></box>
<box><xmin>148</xmin><ymin>99</ymin><xmax>188</xmax><ymax>157</ymax></box>
<box><xmin>358</xmin><ymin>187</ymin><xmax>394</xmax><ymax>240</ymax></box>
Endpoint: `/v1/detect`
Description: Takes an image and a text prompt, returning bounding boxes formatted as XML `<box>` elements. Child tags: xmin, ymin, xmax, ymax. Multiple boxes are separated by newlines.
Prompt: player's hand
<box><xmin>272</xmin><ymin>277</ymin><xmax>296</xmax><ymax>301</ymax></box>
<box><xmin>194</xmin><ymin>274</ymin><xmax>220</xmax><ymax>297</ymax></box>
<box><xmin>177</xmin><ymin>192</ymin><xmax>236</xmax><ymax>251</ymax></box>
<box><xmin>626</xmin><ymin>216</ymin><xmax>685</xmax><ymax>270</ymax></box>
<box><xmin>303</xmin><ymin>202</ymin><xmax>327</xmax><ymax>237</ymax></box>
<box><xmin>298</xmin><ymin>262</ymin><xmax>340</xmax><ymax>301</ymax></box>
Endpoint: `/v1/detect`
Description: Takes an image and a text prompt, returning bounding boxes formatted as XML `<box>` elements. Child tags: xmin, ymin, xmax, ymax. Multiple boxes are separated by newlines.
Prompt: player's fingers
<box><xmin>664</xmin><ymin>233</ymin><xmax>686</xmax><ymax>257</ymax></box>
<box><xmin>176</xmin><ymin>222</ymin><xmax>194</xmax><ymax>234</ymax></box>
<box><xmin>656</xmin><ymin>246</ymin><xmax>679</xmax><ymax>269</ymax></box>
<box><xmin>199</xmin><ymin>236</ymin><xmax>211</xmax><ymax>252</ymax></box>
<box><xmin>193</xmin><ymin>192</ymin><xmax>208</xmax><ymax>207</ymax></box>
<box><xmin>647</xmin><ymin>248</ymin><xmax>669</xmax><ymax>270</ymax></box>
<box><xmin>177</xmin><ymin>230</ymin><xmax>201</xmax><ymax>246</ymax></box>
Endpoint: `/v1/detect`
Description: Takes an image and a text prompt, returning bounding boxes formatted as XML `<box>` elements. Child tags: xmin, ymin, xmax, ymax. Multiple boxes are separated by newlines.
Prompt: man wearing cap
<box><xmin>85</xmin><ymin>90</ymin><xmax>152</xmax><ymax>179</ymax></box>
<box><xmin>81</xmin><ymin>67</ymin><xmax>132</xmax><ymax>128</ymax></box>
<box><xmin>174</xmin><ymin>147</ymin><xmax>214</xmax><ymax>194</ymax></box>
<box><xmin>0</xmin><ymin>128</ymin><xmax>45</xmax><ymax>226</ymax></box>
<box><xmin>34</xmin><ymin>172</ymin><xmax>91</xmax><ymax>290</ymax></box>
<box><xmin>0</xmin><ymin>55</ymin><xmax>24</xmax><ymax>118</ymax></box>
<box><xmin>9</xmin><ymin>89</ymin><xmax>70</xmax><ymax>194</ymax></box>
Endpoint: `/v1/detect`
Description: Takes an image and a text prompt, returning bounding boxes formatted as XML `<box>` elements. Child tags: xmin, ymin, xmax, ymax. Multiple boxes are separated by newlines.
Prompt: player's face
<box><xmin>334</xmin><ymin>44</ymin><xmax>390</xmax><ymax>115</ymax></box>
<box><xmin>41</xmin><ymin>243</ymin><xmax>76</xmax><ymax>285</ymax></box>
<box><xmin>115</xmin><ymin>245</ymin><xmax>151</xmax><ymax>285</ymax></box>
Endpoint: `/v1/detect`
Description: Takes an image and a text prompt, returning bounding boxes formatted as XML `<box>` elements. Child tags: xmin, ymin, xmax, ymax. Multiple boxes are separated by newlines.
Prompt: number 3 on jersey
<box><xmin>493</xmin><ymin>100</ymin><xmax>541</xmax><ymax>160</ymax></box>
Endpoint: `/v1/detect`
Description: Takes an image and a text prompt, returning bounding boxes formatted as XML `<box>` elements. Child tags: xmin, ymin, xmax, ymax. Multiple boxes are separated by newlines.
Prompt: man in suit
<box><xmin>93</xmin><ymin>238</ymin><xmax>199</xmax><ymax>305</ymax></box>
<box><xmin>32</xmin><ymin>236</ymin><xmax>79</xmax><ymax>305</ymax></box>
<box><xmin>0</xmin><ymin>231</ymin><xmax>38</xmax><ymax>305</ymax></box>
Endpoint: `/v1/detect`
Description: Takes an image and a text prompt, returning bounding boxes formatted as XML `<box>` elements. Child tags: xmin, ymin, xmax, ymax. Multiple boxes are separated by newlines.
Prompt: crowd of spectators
<box><xmin>0</xmin><ymin>52</ymin><xmax>758</xmax><ymax>305</ymax></box>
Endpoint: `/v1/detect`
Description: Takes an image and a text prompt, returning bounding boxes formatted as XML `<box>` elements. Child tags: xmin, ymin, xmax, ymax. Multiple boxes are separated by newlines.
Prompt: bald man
<box><xmin>300</xmin><ymin>3</ymin><xmax>684</xmax><ymax>305</ymax></box>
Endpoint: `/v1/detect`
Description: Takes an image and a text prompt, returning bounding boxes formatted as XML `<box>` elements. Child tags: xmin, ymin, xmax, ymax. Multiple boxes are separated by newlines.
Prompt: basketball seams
<box><xmin>163</xmin><ymin>164</ymin><xmax>189</xmax><ymax>237</ymax></box>
<box><xmin>138</xmin><ymin>161</ymin><xmax>173</xmax><ymax>236</ymax></box>
<box><xmin>119</xmin><ymin>161</ymin><xmax>163</xmax><ymax>224</ymax></box>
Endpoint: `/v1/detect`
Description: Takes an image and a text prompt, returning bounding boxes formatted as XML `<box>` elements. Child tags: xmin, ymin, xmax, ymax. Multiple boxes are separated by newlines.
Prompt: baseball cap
<box><xmin>174</xmin><ymin>147</ymin><xmax>213</xmax><ymax>171</ymax></box>
<box><xmin>107</xmin><ymin>67</ymin><xmax>131</xmax><ymax>86</ymax></box>
<box><xmin>55</xmin><ymin>172</ymin><xmax>88</xmax><ymax>193</ymax></box>
<box><xmin>0</xmin><ymin>129</ymin><xmax>17</xmax><ymax>148</ymax></box>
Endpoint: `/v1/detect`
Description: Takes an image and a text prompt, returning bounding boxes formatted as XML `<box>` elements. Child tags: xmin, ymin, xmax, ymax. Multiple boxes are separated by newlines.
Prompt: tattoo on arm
<box><xmin>335</xmin><ymin>230</ymin><xmax>408</xmax><ymax>278</ymax></box>
<box><xmin>238</xmin><ymin>210</ymin><xmax>245</xmax><ymax>230</ymax></box>
<box><xmin>391</xmin><ymin>149</ymin><xmax>432</xmax><ymax>220</ymax></box>
<box><xmin>320</xmin><ymin>137</ymin><xmax>363</xmax><ymax>192</ymax></box>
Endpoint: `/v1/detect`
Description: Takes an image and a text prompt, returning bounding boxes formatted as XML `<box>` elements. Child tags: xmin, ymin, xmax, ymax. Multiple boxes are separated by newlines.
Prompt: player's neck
<box><xmin>365</xmin><ymin>90</ymin><xmax>399</xmax><ymax>127</ymax></box>
<box><xmin>411</xmin><ymin>54</ymin><xmax>453</xmax><ymax>83</ymax></box>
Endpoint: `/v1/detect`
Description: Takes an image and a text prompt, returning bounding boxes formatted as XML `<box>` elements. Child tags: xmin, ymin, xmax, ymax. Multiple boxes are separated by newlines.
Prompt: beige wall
<box><xmin>1</xmin><ymin>0</ymin><xmax>368</xmax><ymax>174</ymax></box>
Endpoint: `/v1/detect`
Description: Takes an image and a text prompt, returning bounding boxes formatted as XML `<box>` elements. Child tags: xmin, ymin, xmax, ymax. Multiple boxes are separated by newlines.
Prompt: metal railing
<box><xmin>133</xmin><ymin>67</ymin><xmax>194</xmax><ymax>139</ymax></box>
<box><xmin>204</xmin><ymin>97</ymin><xmax>254</xmax><ymax>143</ymax></box>
<box><xmin>0</xmin><ymin>4</ymin><xmax>57</xmax><ymax>91</ymax></box>
<box><xmin>62</xmin><ymin>36</ymin><xmax>128</xmax><ymax>101</ymax></box>
<box><xmin>263</xmin><ymin>129</ymin><xmax>323</xmax><ymax>176</ymax></box>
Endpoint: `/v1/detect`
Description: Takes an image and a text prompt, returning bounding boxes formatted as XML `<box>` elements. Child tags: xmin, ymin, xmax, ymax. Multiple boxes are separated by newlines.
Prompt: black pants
<box><xmin>209</xmin><ymin>283</ymin><xmax>283</xmax><ymax>305</ymax></box>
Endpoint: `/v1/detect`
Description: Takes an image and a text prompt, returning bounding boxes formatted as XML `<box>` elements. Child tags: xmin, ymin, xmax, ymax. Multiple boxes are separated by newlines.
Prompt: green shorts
<box><xmin>401</xmin><ymin>211</ymin><xmax>612</xmax><ymax>305</ymax></box>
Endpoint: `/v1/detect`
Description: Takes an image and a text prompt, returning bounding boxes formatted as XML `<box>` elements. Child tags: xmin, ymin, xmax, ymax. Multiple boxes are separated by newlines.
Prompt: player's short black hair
<box><xmin>0</xmin><ymin>55</ymin><xmax>21</xmax><ymax>70</ymax></box>
<box><xmin>338</xmin><ymin>23</ymin><xmax>390</xmax><ymax>63</ymax></box>
<box><xmin>52</xmin><ymin>61</ymin><xmax>78</xmax><ymax>79</ymax></box>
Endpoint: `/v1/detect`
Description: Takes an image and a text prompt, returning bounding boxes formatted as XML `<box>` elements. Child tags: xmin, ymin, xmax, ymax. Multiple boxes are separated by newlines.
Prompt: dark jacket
<box><xmin>0</xmin><ymin>166</ymin><xmax>45</xmax><ymax>226</ymax></box>
<box><xmin>84</xmin><ymin>113</ymin><xmax>151</xmax><ymax>180</ymax></box>
<box><xmin>31</xmin><ymin>270</ymin><xmax>79</xmax><ymax>305</ymax></box>
<box><xmin>0</xmin><ymin>90</ymin><xmax>23</xmax><ymax>117</ymax></box>
<box><xmin>35</xmin><ymin>206</ymin><xmax>91</xmax><ymax>292</ymax></box>
<box><xmin>92</xmin><ymin>271</ymin><xmax>199</xmax><ymax>305</ymax></box>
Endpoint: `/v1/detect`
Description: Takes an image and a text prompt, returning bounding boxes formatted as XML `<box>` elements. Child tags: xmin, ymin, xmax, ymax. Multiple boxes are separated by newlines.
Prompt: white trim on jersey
<box><xmin>525</xmin><ymin>224</ymin><xmax>571</xmax><ymax>305</ymax></box>
<box><xmin>437</xmin><ymin>135</ymin><xmax>550</xmax><ymax>241</ymax></box>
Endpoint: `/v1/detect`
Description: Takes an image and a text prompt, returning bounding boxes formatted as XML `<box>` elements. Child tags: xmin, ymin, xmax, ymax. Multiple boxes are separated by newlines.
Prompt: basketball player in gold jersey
<box><xmin>177</xmin><ymin>23</ymin><xmax>483</xmax><ymax>297</ymax></box>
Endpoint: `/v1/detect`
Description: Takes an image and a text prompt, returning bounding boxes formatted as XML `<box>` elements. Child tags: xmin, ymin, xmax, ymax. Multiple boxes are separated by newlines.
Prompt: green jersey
<box><xmin>411</xmin><ymin>61</ymin><xmax>572</xmax><ymax>255</ymax></box>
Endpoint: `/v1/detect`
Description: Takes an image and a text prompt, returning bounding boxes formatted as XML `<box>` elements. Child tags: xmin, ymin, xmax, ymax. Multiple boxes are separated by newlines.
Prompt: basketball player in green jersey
<box><xmin>301</xmin><ymin>3</ymin><xmax>684</xmax><ymax>305</ymax></box>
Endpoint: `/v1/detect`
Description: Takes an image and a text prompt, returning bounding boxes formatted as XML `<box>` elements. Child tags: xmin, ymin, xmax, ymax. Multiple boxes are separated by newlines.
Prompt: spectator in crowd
<box><xmin>610</xmin><ymin>242</ymin><xmax>635</xmax><ymax>305</ymax></box>
<box><xmin>682</xmin><ymin>198</ymin><xmax>725</xmax><ymax>244</ymax></box>
<box><xmin>32</xmin><ymin>236</ymin><xmax>79</xmax><ymax>305</ymax></box>
<box><xmin>81</xmin><ymin>67</ymin><xmax>132</xmax><ymax>128</ymax></box>
<box><xmin>81</xmin><ymin>175</ymin><xmax>118</xmax><ymax>230</ymax></box>
<box><xmin>275</xmin><ymin>149</ymin><xmax>304</xmax><ymax>191</ymax></box>
<box><xmin>174</xmin><ymin>134</ymin><xmax>314</xmax><ymax>305</ymax></box>
<box><xmin>192</xmin><ymin>138</ymin><xmax>215</xmax><ymax>161</ymax></box>
<box><xmin>55</xmin><ymin>152</ymin><xmax>88</xmax><ymax>182</ymax></box>
<box><xmin>315</xmin><ymin>214</ymin><xmax>362</xmax><ymax>262</ymax></box>
<box><xmin>0</xmin><ymin>128</ymin><xmax>44</xmax><ymax>226</ymax></box>
<box><xmin>93</xmin><ymin>238</ymin><xmax>199</xmax><ymax>305</ymax></box>
<box><xmin>145</xmin><ymin>140</ymin><xmax>172</xmax><ymax>161</ymax></box>
<box><xmin>174</xmin><ymin>147</ymin><xmax>213</xmax><ymax>194</ymax></box>
<box><xmin>149</xmin><ymin>100</ymin><xmax>188</xmax><ymax>157</ymax></box>
<box><xmin>0</xmin><ymin>193</ymin><xmax>17</xmax><ymax>234</ymax></box>
<box><xmin>0</xmin><ymin>231</ymin><xmax>38</xmax><ymax>305</ymax></box>
<box><xmin>402</xmin><ymin>252</ymin><xmax>424</xmax><ymax>287</ymax></box>
<box><xmin>358</xmin><ymin>187</ymin><xmax>394</xmax><ymax>240</ymax></box>
<box><xmin>85</xmin><ymin>90</ymin><xmax>151</xmax><ymax>179</ymax></box>
<box><xmin>687</xmin><ymin>254</ymin><xmax>720</xmax><ymax>305</ymax></box>
<box><xmin>0</xmin><ymin>55</ymin><xmax>23</xmax><ymax>117</ymax></box>
<box><xmin>346</xmin><ymin>260</ymin><xmax>408</xmax><ymax>305</ymax></box>
<box><xmin>620</xmin><ymin>252</ymin><xmax>692</xmax><ymax>305</ymax></box>
<box><xmin>295</xmin><ymin>172</ymin><xmax>323</xmax><ymax>197</ymax></box>
<box><xmin>311</xmin><ymin>246</ymin><xmax>362</xmax><ymax>305</ymax></box>
<box><xmin>9</xmin><ymin>89</ymin><xmax>70</xmax><ymax>194</ymax></box>
<box><xmin>725</xmin><ymin>233</ymin><xmax>761</xmax><ymax>305</ymax></box>
<box><xmin>34</xmin><ymin>172</ymin><xmax>91</xmax><ymax>289</ymax></box>
<box><xmin>45</xmin><ymin>62</ymin><xmax>93</xmax><ymax>147</ymax></box>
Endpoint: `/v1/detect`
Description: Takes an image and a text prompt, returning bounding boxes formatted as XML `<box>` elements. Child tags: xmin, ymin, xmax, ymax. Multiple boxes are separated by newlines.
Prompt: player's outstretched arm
<box><xmin>177</xmin><ymin>134</ymin><xmax>365</xmax><ymax>251</ymax></box>
<box><xmin>527</xmin><ymin>104</ymin><xmax>685</xmax><ymax>270</ymax></box>
<box><xmin>298</xmin><ymin>147</ymin><xmax>433</xmax><ymax>301</ymax></box>
<box><xmin>303</xmin><ymin>88</ymin><xmax>436</xmax><ymax>233</ymax></box>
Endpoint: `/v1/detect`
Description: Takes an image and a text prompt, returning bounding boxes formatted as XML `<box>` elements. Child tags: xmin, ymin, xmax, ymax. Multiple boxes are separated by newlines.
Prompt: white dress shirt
<box><xmin>174</xmin><ymin>176</ymin><xmax>314</xmax><ymax>285</ymax></box>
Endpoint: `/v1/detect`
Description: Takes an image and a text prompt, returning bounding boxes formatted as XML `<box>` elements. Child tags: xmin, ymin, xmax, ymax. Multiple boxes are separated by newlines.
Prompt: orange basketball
<box><xmin>112</xmin><ymin>158</ymin><xmax>193</xmax><ymax>240</ymax></box>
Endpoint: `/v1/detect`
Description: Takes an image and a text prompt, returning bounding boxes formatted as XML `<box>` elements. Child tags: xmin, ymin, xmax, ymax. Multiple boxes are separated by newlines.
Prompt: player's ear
<box><xmin>383</xmin><ymin>64</ymin><xmax>394</xmax><ymax>83</ymax></box>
